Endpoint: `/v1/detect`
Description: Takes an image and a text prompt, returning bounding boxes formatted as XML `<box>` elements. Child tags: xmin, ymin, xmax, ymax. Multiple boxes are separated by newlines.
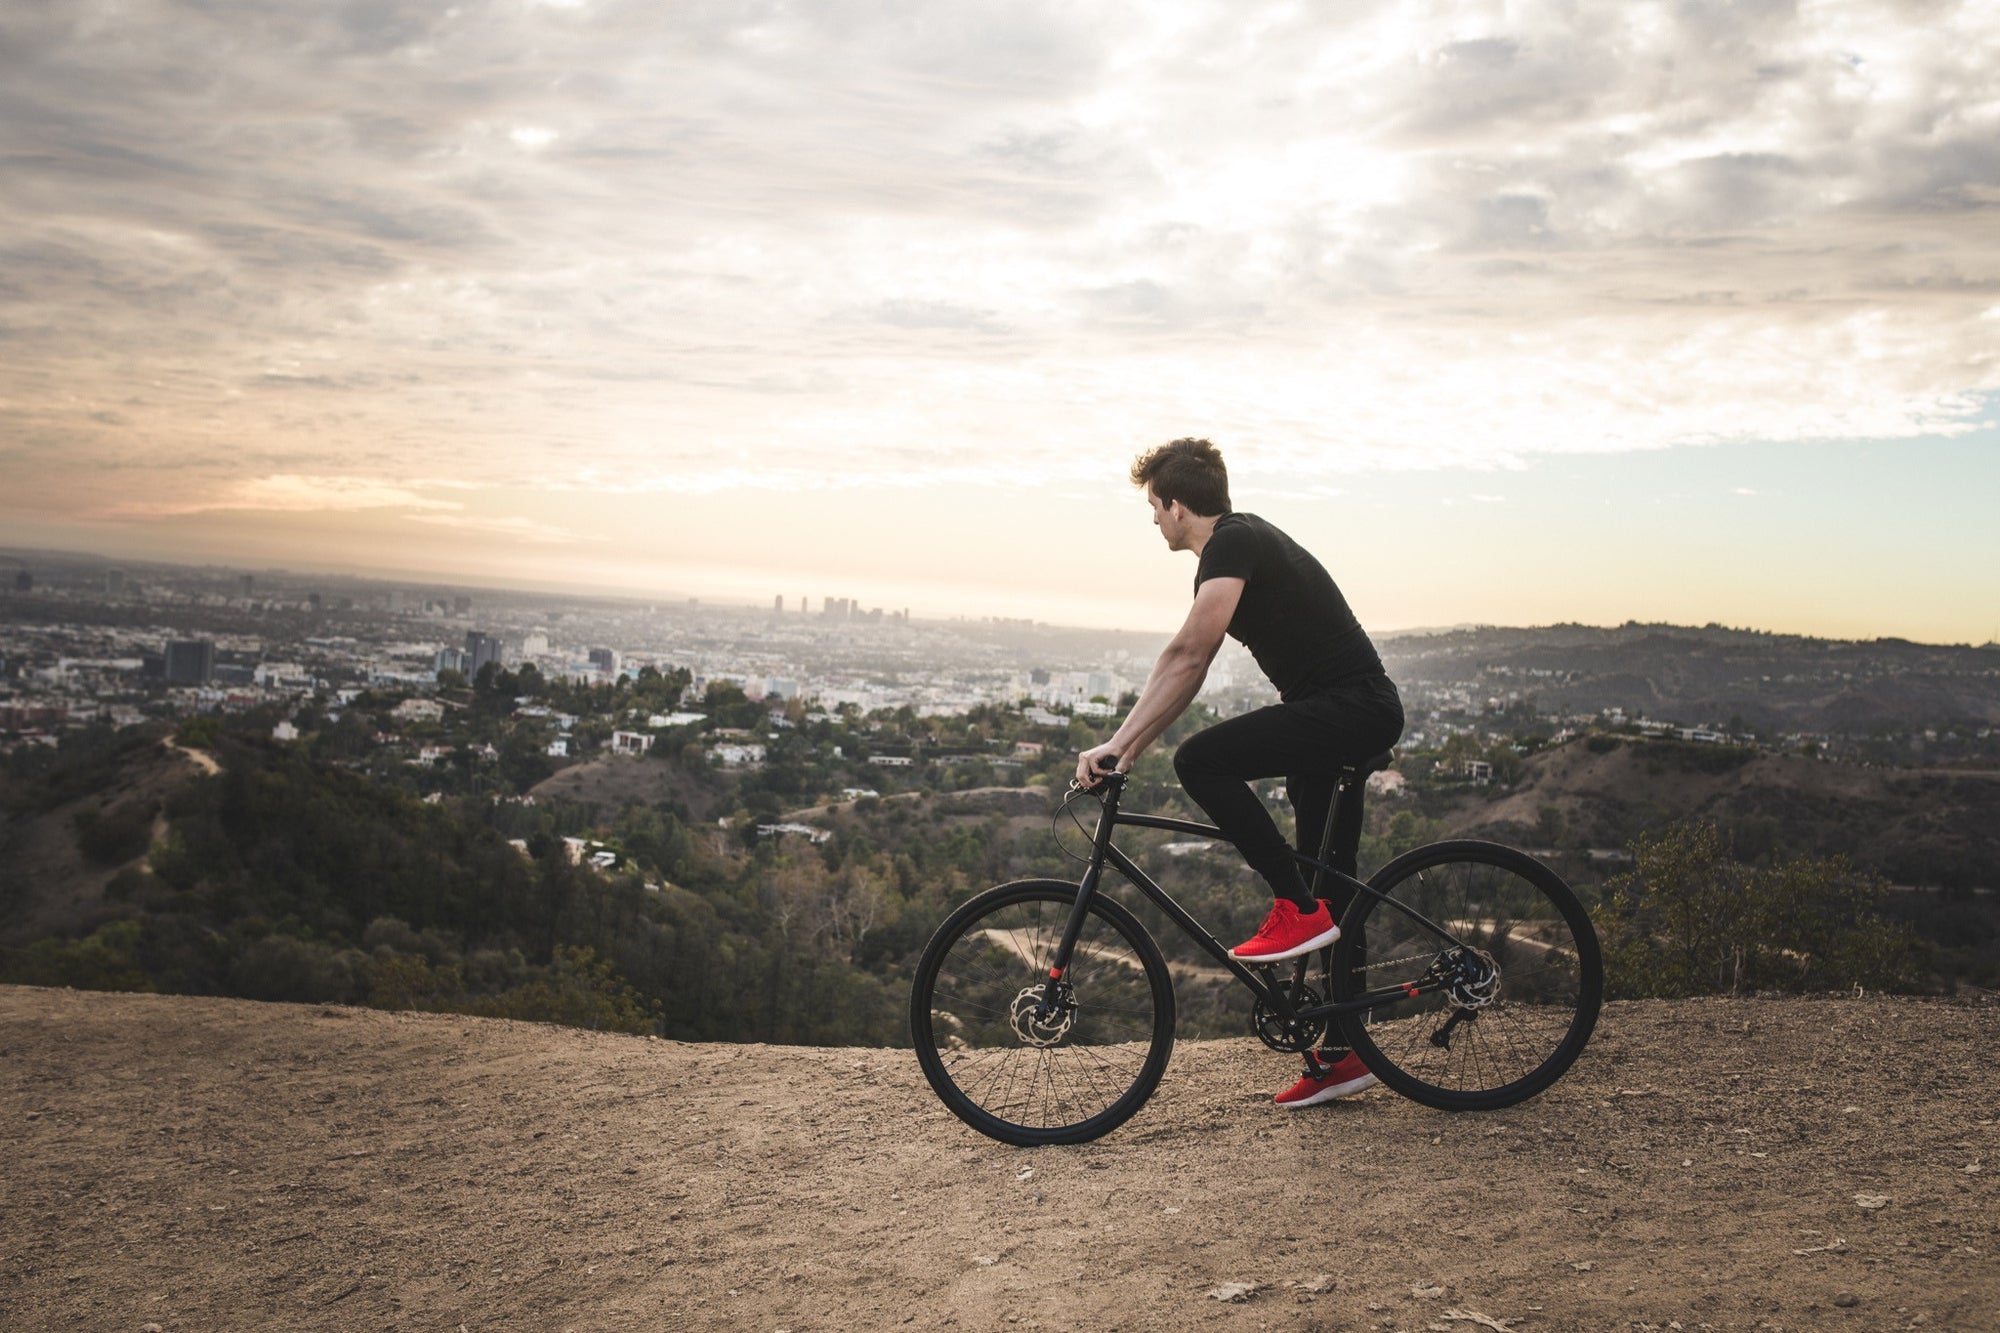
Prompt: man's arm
<box><xmin>1076</xmin><ymin>576</ymin><xmax>1243</xmax><ymax>786</ymax></box>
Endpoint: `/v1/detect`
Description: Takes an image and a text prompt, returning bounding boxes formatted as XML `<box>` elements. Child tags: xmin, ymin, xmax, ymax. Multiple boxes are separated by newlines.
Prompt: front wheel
<box><xmin>1331</xmin><ymin>841</ymin><xmax>1602</xmax><ymax>1111</ymax></box>
<box><xmin>911</xmin><ymin>879</ymin><xmax>1176</xmax><ymax>1145</ymax></box>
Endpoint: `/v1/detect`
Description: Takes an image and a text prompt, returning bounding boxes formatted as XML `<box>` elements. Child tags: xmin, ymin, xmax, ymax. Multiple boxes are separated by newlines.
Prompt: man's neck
<box><xmin>1185</xmin><ymin>511</ymin><xmax>1223</xmax><ymax>556</ymax></box>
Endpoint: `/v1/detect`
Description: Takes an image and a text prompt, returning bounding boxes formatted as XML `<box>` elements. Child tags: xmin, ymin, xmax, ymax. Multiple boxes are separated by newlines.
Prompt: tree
<box><xmin>1596</xmin><ymin>821</ymin><xmax>1922</xmax><ymax>998</ymax></box>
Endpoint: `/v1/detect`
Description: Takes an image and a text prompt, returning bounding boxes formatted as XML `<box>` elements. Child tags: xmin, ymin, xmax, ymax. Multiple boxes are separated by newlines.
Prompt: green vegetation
<box><xmin>1595</xmin><ymin>821</ymin><xmax>1922</xmax><ymax>998</ymax></box>
<box><xmin>4</xmin><ymin>687</ymin><xmax>1985</xmax><ymax>1048</ymax></box>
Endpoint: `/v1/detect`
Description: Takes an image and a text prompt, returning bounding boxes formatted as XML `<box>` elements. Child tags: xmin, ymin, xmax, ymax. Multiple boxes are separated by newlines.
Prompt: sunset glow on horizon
<box><xmin>4</xmin><ymin>1</ymin><xmax>1997</xmax><ymax>642</ymax></box>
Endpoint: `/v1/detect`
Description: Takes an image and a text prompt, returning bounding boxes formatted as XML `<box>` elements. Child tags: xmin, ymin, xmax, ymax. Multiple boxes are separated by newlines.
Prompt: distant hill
<box><xmin>528</xmin><ymin>752</ymin><xmax>729</xmax><ymax>821</ymax></box>
<box><xmin>0</xmin><ymin>728</ymin><xmax>209</xmax><ymax>939</ymax></box>
<box><xmin>1433</xmin><ymin>734</ymin><xmax>2000</xmax><ymax>891</ymax></box>
<box><xmin>1380</xmin><ymin>622</ymin><xmax>2000</xmax><ymax>736</ymax></box>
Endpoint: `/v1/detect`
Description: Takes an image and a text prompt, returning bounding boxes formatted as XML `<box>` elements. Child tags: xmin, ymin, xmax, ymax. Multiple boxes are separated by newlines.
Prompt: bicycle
<box><xmin>910</xmin><ymin>753</ymin><xmax>1602</xmax><ymax>1145</ymax></box>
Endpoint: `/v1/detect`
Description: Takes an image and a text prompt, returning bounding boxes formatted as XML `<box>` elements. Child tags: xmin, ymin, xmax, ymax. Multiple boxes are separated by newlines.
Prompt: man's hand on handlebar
<box><xmin>1074</xmin><ymin>743</ymin><xmax>1126</xmax><ymax>790</ymax></box>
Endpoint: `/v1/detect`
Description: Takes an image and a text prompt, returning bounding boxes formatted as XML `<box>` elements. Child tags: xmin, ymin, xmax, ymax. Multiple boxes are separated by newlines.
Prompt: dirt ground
<box><xmin>2</xmin><ymin>986</ymin><xmax>1995</xmax><ymax>1333</ymax></box>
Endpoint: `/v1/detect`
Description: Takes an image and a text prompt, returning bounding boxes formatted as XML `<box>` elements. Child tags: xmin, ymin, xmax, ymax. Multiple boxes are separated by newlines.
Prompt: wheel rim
<box><xmin>922</xmin><ymin>891</ymin><xmax>1167</xmax><ymax>1136</ymax></box>
<box><xmin>1344</xmin><ymin>851</ymin><xmax>1597</xmax><ymax>1102</ymax></box>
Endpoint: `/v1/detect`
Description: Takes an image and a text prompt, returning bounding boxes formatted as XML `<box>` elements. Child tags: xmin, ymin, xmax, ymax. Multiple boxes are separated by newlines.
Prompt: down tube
<box><xmin>1102</xmin><ymin>845</ymin><xmax>1285</xmax><ymax>1009</ymax></box>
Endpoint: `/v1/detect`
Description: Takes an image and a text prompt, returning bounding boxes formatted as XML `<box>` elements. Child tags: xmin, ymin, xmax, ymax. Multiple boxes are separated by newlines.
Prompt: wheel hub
<box><xmin>1444</xmin><ymin>946</ymin><xmax>1501</xmax><ymax>1010</ymax></box>
<box><xmin>1009</xmin><ymin>984</ymin><xmax>1075</xmax><ymax>1047</ymax></box>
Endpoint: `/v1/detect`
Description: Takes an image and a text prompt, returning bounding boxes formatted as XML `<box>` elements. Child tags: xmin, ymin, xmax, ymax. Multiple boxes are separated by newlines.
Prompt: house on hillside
<box><xmin>1366</xmin><ymin>769</ymin><xmax>1406</xmax><ymax>797</ymax></box>
<box><xmin>649</xmin><ymin>712</ymin><xmax>706</xmax><ymax>728</ymax></box>
<box><xmin>392</xmin><ymin>697</ymin><xmax>445</xmax><ymax>724</ymax></box>
<box><xmin>611</xmin><ymin>730</ymin><xmax>654</xmax><ymax>756</ymax></box>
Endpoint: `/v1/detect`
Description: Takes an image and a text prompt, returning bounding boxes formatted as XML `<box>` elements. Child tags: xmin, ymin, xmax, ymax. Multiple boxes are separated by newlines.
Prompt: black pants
<box><xmin>1172</xmin><ymin>674</ymin><xmax>1404</xmax><ymax>908</ymax></box>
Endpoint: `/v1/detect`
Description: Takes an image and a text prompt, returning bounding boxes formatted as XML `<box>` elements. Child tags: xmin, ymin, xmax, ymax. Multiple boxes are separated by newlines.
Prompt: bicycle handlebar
<box><xmin>1070</xmin><ymin>758</ymin><xmax>1126</xmax><ymax>796</ymax></box>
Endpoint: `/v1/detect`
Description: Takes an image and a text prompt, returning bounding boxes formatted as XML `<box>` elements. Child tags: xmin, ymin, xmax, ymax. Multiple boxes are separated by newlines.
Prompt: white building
<box><xmin>611</xmin><ymin>730</ymin><xmax>655</xmax><ymax>756</ymax></box>
<box><xmin>1365</xmin><ymin>769</ymin><xmax>1407</xmax><ymax>797</ymax></box>
<box><xmin>392</xmin><ymin>697</ymin><xmax>445</xmax><ymax>724</ymax></box>
<box><xmin>709</xmin><ymin>743</ymin><xmax>766</xmax><ymax>766</ymax></box>
<box><xmin>649</xmin><ymin>712</ymin><xmax>706</xmax><ymax>728</ymax></box>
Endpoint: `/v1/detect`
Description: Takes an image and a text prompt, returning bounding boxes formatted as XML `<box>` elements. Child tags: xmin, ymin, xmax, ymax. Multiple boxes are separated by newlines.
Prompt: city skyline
<box><xmin>3</xmin><ymin>2</ymin><xmax>1997</xmax><ymax>642</ymax></box>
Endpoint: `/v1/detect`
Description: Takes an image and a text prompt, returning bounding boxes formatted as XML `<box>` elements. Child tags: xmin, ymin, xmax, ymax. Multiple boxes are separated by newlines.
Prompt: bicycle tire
<box><xmin>1330</xmin><ymin>841</ymin><xmax>1601</xmax><ymax>1111</ymax></box>
<box><xmin>911</xmin><ymin>879</ymin><xmax>1176</xmax><ymax>1146</ymax></box>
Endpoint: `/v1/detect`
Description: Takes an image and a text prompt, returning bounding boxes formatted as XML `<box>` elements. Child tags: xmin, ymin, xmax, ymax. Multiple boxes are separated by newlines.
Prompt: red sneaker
<box><xmin>1228</xmin><ymin>899</ymin><xmax>1340</xmax><ymax>962</ymax></box>
<box><xmin>1274</xmin><ymin>1052</ymin><xmax>1379</xmax><ymax>1108</ymax></box>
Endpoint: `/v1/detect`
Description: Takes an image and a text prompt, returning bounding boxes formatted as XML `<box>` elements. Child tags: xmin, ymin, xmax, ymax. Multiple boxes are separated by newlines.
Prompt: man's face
<box><xmin>1146</xmin><ymin>484</ymin><xmax>1188</xmax><ymax>551</ymax></box>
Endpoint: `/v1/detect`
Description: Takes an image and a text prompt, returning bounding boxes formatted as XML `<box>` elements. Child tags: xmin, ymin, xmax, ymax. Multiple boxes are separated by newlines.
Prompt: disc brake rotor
<box><xmin>1445</xmin><ymin>946</ymin><xmax>1501</xmax><ymax>1010</ymax></box>
<box><xmin>1009</xmin><ymin>984</ymin><xmax>1074</xmax><ymax>1047</ymax></box>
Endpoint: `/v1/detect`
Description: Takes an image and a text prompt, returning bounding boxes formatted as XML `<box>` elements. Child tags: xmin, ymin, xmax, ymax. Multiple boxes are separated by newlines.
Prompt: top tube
<box><xmin>1114</xmin><ymin>809</ymin><xmax>1226</xmax><ymax>839</ymax></box>
<box><xmin>1081</xmin><ymin>771</ymin><xmax>1334</xmax><ymax>875</ymax></box>
<box><xmin>1083</xmin><ymin>773</ymin><xmax>1206</xmax><ymax>831</ymax></box>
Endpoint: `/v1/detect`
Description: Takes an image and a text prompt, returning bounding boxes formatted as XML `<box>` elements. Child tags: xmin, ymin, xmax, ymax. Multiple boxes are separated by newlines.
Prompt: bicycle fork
<box><xmin>1036</xmin><ymin>777</ymin><xmax>1126</xmax><ymax>1022</ymax></box>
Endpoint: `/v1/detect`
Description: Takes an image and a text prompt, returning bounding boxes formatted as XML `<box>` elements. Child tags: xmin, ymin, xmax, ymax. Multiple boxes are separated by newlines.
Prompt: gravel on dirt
<box><xmin>2</xmin><ymin>985</ymin><xmax>1995</xmax><ymax>1331</ymax></box>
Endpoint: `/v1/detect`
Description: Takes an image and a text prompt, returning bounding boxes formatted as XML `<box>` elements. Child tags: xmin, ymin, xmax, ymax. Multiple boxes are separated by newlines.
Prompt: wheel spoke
<box><xmin>914</xmin><ymin>883</ymin><xmax>1175</xmax><ymax>1144</ymax></box>
<box><xmin>1332</xmin><ymin>844</ymin><xmax>1600</xmax><ymax>1110</ymax></box>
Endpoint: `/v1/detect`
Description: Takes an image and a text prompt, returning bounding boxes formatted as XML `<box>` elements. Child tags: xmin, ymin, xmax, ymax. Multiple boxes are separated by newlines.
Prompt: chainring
<box><xmin>1251</xmin><ymin>979</ymin><xmax>1328</xmax><ymax>1053</ymax></box>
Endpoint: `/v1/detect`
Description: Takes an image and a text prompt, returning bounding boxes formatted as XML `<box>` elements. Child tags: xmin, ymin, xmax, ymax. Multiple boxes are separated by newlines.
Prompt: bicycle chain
<box><xmin>1353</xmin><ymin>950</ymin><xmax>1447</xmax><ymax>974</ymax></box>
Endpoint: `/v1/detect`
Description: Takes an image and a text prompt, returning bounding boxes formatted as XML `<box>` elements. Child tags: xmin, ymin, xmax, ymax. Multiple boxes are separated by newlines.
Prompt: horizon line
<box><xmin>4</xmin><ymin>542</ymin><xmax>1997</xmax><ymax>653</ymax></box>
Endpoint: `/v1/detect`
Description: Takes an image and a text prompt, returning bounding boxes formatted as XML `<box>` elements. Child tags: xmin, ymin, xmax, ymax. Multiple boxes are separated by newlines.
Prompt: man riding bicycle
<box><xmin>1075</xmin><ymin>438</ymin><xmax>1405</xmax><ymax>1108</ymax></box>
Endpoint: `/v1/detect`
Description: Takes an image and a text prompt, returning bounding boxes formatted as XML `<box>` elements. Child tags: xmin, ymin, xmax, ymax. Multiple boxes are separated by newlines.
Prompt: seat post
<box><xmin>1309</xmin><ymin>750</ymin><xmax>1391</xmax><ymax>905</ymax></box>
<box><xmin>1308</xmin><ymin>767</ymin><xmax>1363</xmax><ymax>902</ymax></box>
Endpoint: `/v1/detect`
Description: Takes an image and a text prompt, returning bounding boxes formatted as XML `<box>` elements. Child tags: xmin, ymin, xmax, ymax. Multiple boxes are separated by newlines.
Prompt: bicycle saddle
<box><xmin>1342</xmin><ymin>750</ymin><xmax>1395</xmax><ymax>777</ymax></box>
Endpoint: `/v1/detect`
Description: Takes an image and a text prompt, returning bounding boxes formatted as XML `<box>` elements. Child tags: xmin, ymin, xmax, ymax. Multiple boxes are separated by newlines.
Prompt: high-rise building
<box><xmin>435</xmin><ymin>647</ymin><xmax>467</xmax><ymax>675</ymax></box>
<box><xmin>465</xmin><ymin>631</ymin><xmax>502</xmax><ymax>677</ymax></box>
<box><xmin>774</xmin><ymin>594</ymin><xmax>785</xmax><ymax>614</ymax></box>
<box><xmin>11</xmin><ymin>569</ymin><xmax>29</xmax><ymax>593</ymax></box>
<box><xmin>240</xmin><ymin>574</ymin><xmax>254</xmax><ymax>599</ymax></box>
<box><xmin>164</xmin><ymin>639</ymin><xmax>215</xmax><ymax>685</ymax></box>
<box><xmin>105</xmin><ymin>569</ymin><xmax>126</xmax><ymax>596</ymax></box>
<box><xmin>453</xmin><ymin>595</ymin><xmax>472</xmax><ymax>615</ymax></box>
<box><xmin>387</xmin><ymin>590</ymin><xmax>406</xmax><ymax>614</ymax></box>
<box><xmin>587</xmin><ymin>647</ymin><xmax>618</xmax><ymax>674</ymax></box>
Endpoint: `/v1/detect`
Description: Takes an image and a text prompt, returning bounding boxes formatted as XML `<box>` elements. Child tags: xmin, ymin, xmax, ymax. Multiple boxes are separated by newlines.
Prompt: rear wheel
<box><xmin>911</xmin><ymin>879</ymin><xmax>1176</xmax><ymax>1145</ymax></box>
<box><xmin>1330</xmin><ymin>841</ymin><xmax>1601</xmax><ymax>1111</ymax></box>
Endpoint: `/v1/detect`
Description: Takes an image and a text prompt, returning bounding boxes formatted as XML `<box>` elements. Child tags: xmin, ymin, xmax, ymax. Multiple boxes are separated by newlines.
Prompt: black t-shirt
<box><xmin>1194</xmin><ymin>511</ymin><xmax>1386</xmax><ymax>700</ymax></box>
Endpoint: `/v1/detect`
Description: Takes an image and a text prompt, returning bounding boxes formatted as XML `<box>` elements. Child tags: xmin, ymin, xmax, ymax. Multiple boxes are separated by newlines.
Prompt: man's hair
<box><xmin>1130</xmin><ymin>438</ymin><xmax>1231</xmax><ymax>517</ymax></box>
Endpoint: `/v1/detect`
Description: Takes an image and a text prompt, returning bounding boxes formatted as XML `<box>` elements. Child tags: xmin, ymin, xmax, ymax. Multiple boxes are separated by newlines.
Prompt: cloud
<box><xmin>105</xmin><ymin>474</ymin><xmax>459</xmax><ymax>517</ymax></box>
<box><xmin>1</xmin><ymin>0</ymin><xmax>1997</xmax><ymax>524</ymax></box>
<box><xmin>403</xmin><ymin>512</ymin><xmax>601</xmax><ymax>544</ymax></box>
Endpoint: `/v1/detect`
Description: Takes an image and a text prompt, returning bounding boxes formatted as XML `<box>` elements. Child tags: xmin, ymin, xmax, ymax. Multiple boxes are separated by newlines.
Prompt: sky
<box><xmin>2</xmin><ymin>0</ymin><xmax>1997</xmax><ymax>642</ymax></box>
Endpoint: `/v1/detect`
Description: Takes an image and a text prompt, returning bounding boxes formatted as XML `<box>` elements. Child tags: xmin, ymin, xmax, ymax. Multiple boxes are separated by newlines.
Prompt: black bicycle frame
<box><xmin>1044</xmin><ymin>772</ymin><xmax>1465</xmax><ymax>1029</ymax></box>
